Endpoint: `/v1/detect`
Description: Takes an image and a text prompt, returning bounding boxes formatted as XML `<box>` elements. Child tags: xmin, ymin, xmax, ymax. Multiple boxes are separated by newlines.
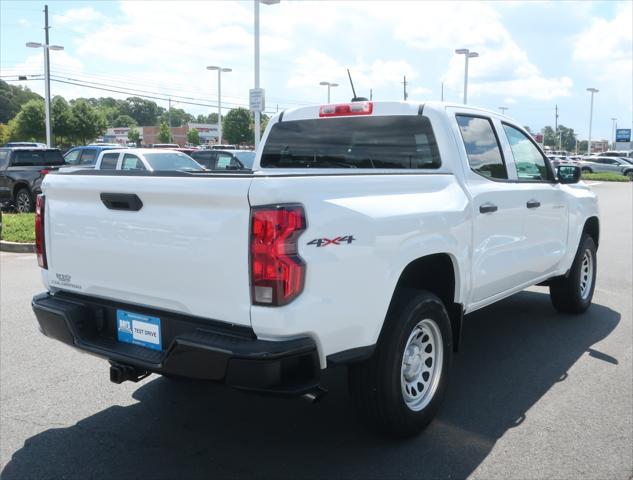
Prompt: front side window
<box><xmin>121</xmin><ymin>154</ymin><xmax>145</xmax><ymax>171</ymax></box>
<box><xmin>100</xmin><ymin>153</ymin><xmax>119</xmax><ymax>170</ymax></box>
<box><xmin>502</xmin><ymin>124</ymin><xmax>551</xmax><ymax>182</ymax></box>
<box><xmin>43</xmin><ymin>150</ymin><xmax>65</xmax><ymax>166</ymax></box>
<box><xmin>456</xmin><ymin>115</ymin><xmax>507</xmax><ymax>180</ymax></box>
<box><xmin>261</xmin><ymin>115</ymin><xmax>441</xmax><ymax>169</ymax></box>
<box><xmin>64</xmin><ymin>149</ymin><xmax>81</xmax><ymax>165</ymax></box>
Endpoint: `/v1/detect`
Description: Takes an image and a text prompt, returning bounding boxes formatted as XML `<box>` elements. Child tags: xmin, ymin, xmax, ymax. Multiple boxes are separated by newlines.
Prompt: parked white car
<box><xmin>94</xmin><ymin>148</ymin><xmax>205</xmax><ymax>172</ymax></box>
<box><xmin>579</xmin><ymin>156</ymin><xmax>633</xmax><ymax>179</ymax></box>
<box><xmin>33</xmin><ymin>101</ymin><xmax>599</xmax><ymax>437</ymax></box>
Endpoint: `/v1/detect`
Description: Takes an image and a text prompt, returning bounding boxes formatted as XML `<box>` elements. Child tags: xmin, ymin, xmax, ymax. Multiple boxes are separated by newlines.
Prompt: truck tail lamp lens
<box><xmin>250</xmin><ymin>205</ymin><xmax>306</xmax><ymax>306</ymax></box>
<box><xmin>319</xmin><ymin>101</ymin><xmax>373</xmax><ymax>117</ymax></box>
<box><xmin>35</xmin><ymin>194</ymin><xmax>47</xmax><ymax>269</ymax></box>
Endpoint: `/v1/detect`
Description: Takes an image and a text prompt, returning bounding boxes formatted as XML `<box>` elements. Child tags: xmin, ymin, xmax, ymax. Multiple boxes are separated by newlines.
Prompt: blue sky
<box><xmin>1</xmin><ymin>1</ymin><xmax>631</xmax><ymax>141</ymax></box>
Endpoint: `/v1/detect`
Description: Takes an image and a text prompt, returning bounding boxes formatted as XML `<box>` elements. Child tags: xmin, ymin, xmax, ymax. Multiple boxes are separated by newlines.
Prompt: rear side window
<box><xmin>456</xmin><ymin>115</ymin><xmax>507</xmax><ymax>180</ymax></box>
<box><xmin>79</xmin><ymin>149</ymin><xmax>97</xmax><ymax>165</ymax></box>
<box><xmin>502</xmin><ymin>123</ymin><xmax>552</xmax><ymax>182</ymax></box>
<box><xmin>100</xmin><ymin>153</ymin><xmax>119</xmax><ymax>170</ymax></box>
<box><xmin>261</xmin><ymin>116</ymin><xmax>441</xmax><ymax>169</ymax></box>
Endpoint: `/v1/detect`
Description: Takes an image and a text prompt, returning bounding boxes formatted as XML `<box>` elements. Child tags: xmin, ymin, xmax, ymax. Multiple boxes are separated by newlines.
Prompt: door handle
<box><xmin>100</xmin><ymin>193</ymin><xmax>143</xmax><ymax>211</ymax></box>
<box><xmin>526</xmin><ymin>200</ymin><xmax>541</xmax><ymax>209</ymax></box>
<box><xmin>479</xmin><ymin>203</ymin><xmax>498</xmax><ymax>214</ymax></box>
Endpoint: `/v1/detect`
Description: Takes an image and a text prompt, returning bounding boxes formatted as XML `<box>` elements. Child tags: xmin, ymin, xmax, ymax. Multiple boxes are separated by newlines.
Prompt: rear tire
<box><xmin>549</xmin><ymin>234</ymin><xmax>597</xmax><ymax>313</ymax></box>
<box><xmin>625</xmin><ymin>170</ymin><xmax>633</xmax><ymax>181</ymax></box>
<box><xmin>348</xmin><ymin>290</ymin><xmax>452</xmax><ymax>437</ymax></box>
<box><xmin>581</xmin><ymin>167</ymin><xmax>592</xmax><ymax>174</ymax></box>
<box><xmin>15</xmin><ymin>188</ymin><xmax>33</xmax><ymax>213</ymax></box>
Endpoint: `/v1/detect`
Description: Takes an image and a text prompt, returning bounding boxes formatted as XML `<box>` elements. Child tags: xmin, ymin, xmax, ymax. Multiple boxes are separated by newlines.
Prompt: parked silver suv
<box><xmin>579</xmin><ymin>156</ymin><xmax>633</xmax><ymax>179</ymax></box>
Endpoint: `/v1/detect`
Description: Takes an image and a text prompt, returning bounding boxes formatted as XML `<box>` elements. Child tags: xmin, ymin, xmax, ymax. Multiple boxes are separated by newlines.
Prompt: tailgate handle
<box><xmin>100</xmin><ymin>193</ymin><xmax>143</xmax><ymax>211</ymax></box>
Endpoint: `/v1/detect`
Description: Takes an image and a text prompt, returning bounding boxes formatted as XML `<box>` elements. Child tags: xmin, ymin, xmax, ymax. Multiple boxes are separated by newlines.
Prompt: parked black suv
<box><xmin>0</xmin><ymin>147</ymin><xmax>66</xmax><ymax>212</ymax></box>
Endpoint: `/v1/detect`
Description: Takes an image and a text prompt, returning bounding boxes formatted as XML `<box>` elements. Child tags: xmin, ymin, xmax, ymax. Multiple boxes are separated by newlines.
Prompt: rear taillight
<box><xmin>319</xmin><ymin>101</ymin><xmax>373</xmax><ymax>117</ymax></box>
<box><xmin>250</xmin><ymin>205</ymin><xmax>306</xmax><ymax>306</ymax></box>
<box><xmin>35</xmin><ymin>194</ymin><xmax>47</xmax><ymax>269</ymax></box>
<box><xmin>39</xmin><ymin>169</ymin><xmax>50</xmax><ymax>176</ymax></box>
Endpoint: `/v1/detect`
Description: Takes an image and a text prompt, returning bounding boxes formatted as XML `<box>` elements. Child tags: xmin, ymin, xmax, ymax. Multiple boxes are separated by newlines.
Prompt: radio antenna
<box><xmin>347</xmin><ymin>69</ymin><xmax>368</xmax><ymax>102</ymax></box>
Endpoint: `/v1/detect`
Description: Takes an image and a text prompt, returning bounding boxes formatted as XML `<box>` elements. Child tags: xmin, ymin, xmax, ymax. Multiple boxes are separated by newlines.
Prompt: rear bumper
<box><xmin>32</xmin><ymin>292</ymin><xmax>320</xmax><ymax>395</ymax></box>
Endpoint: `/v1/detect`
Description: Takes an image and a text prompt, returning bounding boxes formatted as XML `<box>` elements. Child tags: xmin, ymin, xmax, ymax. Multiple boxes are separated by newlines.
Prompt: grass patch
<box><xmin>581</xmin><ymin>172</ymin><xmax>631</xmax><ymax>182</ymax></box>
<box><xmin>1</xmin><ymin>213</ymin><xmax>35</xmax><ymax>243</ymax></box>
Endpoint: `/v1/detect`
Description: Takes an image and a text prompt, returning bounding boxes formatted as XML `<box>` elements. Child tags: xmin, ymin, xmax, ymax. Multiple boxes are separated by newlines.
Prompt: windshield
<box><xmin>234</xmin><ymin>151</ymin><xmax>256</xmax><ymax>168</ymax></box>
<box><xmin>143</xmin><ymin>152</ymin><xmax>205</xmax><ymax>171</ymax></box>
<box><xmin>261</xmin><ymin>116</ymin><xmax>441</xmax><ymax>169</ymax></box>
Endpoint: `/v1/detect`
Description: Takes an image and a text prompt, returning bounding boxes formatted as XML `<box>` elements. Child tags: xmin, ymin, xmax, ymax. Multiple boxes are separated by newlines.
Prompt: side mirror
<box><xmin>557</xmin><ymin>165</ymin><xmax>581</xmax><ymax>184</ymax></box>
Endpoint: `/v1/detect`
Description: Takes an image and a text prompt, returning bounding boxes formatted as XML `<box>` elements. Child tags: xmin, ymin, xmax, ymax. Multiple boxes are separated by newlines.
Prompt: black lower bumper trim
<box><xmin>32</xmin><ymin>292</ymin><xmax>320</xmax><ymax>394</ymax></box>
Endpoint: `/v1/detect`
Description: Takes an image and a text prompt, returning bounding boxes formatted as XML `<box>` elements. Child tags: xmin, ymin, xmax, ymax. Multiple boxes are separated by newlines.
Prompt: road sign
<box><xmin>616</xmin><ymin>129</ymin><xmax>631</xmax><ymax>142</ymax></box>
<box><xmin>249</xmin><ymin>88</ymin><xmax>265</xmax><ymax>112</ymax></box>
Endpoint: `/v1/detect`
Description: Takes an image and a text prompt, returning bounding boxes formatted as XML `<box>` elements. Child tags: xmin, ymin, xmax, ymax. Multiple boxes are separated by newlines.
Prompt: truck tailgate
<box><xmin>42</xmin><ymin>174</ymin><xmax>253</xmax><ymax>327</ymax></box>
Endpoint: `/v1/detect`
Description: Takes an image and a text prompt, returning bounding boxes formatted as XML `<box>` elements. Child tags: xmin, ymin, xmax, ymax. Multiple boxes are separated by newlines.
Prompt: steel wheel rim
<box><xmin>579</xmin><ymin>249</ymin><xmax>594</xmax><ymax>300</ymax></box>
<box><xmin>16</xmin><ymin>193</ymin><xmax>30</xmax><ymax>213</ymax></box>
<box><xmin>400</xmin><ymin>318</ymin><xmax>443</xmax><ymax>412</ymax></box>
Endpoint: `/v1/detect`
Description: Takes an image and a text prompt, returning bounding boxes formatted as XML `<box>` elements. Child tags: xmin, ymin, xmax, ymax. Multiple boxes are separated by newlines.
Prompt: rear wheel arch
<box><xmin>12</xmin><ymin>181</ymin><xmax>30</xmax><ymax>199</ymax></box>
<box><xmin>381</xmin><ymin>254</ymin><xmax>463</xmax><ymax>352</ymax></box>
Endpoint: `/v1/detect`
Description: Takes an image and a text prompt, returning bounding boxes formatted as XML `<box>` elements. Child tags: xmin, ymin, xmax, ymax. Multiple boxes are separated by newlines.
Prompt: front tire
<box><xmin>348</xmin><ymin>290</ymin><xmax>452</xmax><ymax>437</ymax></box>
<box><xmin>15</xmin><ymin>188</ymin><xmax>33</xmax><ymax>213</ymax></box>
<box><xmin>549</xmin><ymin>234</ymin><xmax>597</xmax><ymax>313</ymax></box>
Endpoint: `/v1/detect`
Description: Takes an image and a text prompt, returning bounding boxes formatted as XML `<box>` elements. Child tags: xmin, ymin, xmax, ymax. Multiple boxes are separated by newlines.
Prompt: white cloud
<box><xmin>572</xmin><ymin>3</ymin><xmax>632</xmax><ymax>78</ymax></box>
<box><xmin>17</xmin><ymin>19</ymin><xmax>30</xmax><ymax>28</ymax></box>
<box><xmin>504</xmin><ymin>97</ymin><xmax>517</xmax><ymax>104</ymax></box>
<box><xmin>53</xmin><ymin>7</ymin><xmax>106</xmax><ymax>28</ymax></box>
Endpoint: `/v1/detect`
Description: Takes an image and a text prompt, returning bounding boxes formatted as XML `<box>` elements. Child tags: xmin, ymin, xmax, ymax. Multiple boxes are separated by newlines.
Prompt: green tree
<box><xmin>113</xmin><ymin>114</ymin><xmax>138</xmax><ymax>127</ymax></box>
<box><xmin>122</xmin><ymin>97</ymin><xmax>163</xmax><ymax>126</ymax></box>
<box><xmin>186</xmin><ymin>128</ymin><xmax>200</xmax><ymax>145</ymax></box>
<box><xmin>71</xmin><ymin>99</ymin><xmax>107</xmax><ymax>145</ymax></box>
<box><xmin>0</xmin><ymin>122</ymin><xmax>12</xmax><ymax>145</ymax></box>
<box><xmin>51</xmin><ymin>96</ymin><xmax>73</xmax><ymax>147</ymax></box>
<box><xmin>0</xmin><ymin>80</ymin><xmax>42</xmax><ymax>123</ymax></box>
<box><xmin>14</xmin><ymin>99</ymin><xmax>45</xmax><ymax>141</ymax></box>
<box><xmin>128</xmin><ymin>125</ymin><xmax>140</xmax><ymax>145</ymax></box>
<box><xmin>542</xmin><ymin>126</ymin><xmax>556</xmax><ymax>147</ymax></box>
<box><xmin>157</xmin><ymin>120</ymin><xmax>171</xmax><ymax>143</ymax></box>
<box><xmin>196</xmin><ymin>112</ymin><xmax>218</xmax><ymax>124</ymax></box>
<box><xmin>222</xmin><ymin>108</ymin><xmax>253</xmax><ymax>145</ymax></box>
<box><xmin>161</xmin><ymin>108</ymin><xmax>194</xmax><ymax>127</ymax></box>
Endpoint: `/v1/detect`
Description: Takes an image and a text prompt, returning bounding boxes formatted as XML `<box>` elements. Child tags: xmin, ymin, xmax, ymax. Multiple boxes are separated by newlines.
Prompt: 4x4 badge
<box><xmin>307</xmin><ymin>236</ymin><xmax>356</xmax><ymax>247</ymax></box>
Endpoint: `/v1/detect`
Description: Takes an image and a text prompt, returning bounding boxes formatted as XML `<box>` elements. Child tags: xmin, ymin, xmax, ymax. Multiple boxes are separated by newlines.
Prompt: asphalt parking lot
<box><xmin>0</xmin><ymin>182</ymin><xmax>631</xmax><ymax>480</ymax></box>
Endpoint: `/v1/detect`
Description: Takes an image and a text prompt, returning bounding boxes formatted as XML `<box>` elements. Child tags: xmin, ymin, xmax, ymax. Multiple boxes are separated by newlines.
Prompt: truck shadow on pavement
<box><xmin>2</xmin><ymin>290</ymin><xmax>621</xmax><ymax>480</ymax></box>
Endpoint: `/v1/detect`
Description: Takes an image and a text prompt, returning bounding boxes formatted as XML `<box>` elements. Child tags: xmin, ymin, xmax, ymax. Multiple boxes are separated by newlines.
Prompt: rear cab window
<box><xmin>261</xmin><ymin>115</ymin><xmax>441</xmax><ymax>169</ymax></box>
<box><xmin>79</xmin><ymin>149</ymin><xmax>98</xmax><ymax>165</ymax></box>
<box><xmin>0</xmin><ymin>151</ymin><xmax>9</xmax><ymax>169</ymax></box>
<box><xmin>10</xmin><ymin>150</ymin><xmax>65</xmax><ymax>167</ymax></box>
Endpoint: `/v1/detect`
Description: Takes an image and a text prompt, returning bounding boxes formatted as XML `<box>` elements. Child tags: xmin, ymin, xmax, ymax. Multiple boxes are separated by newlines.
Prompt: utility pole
<box><xmin>168</xmin><ymin>97</ymin><xmax>172</xmax><ymax>142</ymax></box>
<box><xmin>44</xmin><ymin>5</ymin><xmax>51</xmax><ymax>147</ymax></box>
<box><xmin>498</xmin><ymin>106</ymin><xmax>508</xmax><ymax>115</ymax></box>
<box><xmin>402</xmin><ymin>75</ymin><xmax>408</xmax><ymax>101</ymax></box>
<box><xmin>587</xmin><ymin>88</ymin><xmax>599</xmax><ymax>155</ymax></box>
<box><xmin>441</xmin><ymin>82</ymin><xmax>444</xmax><ymax>101</ymax></box>
<box><xmin>370</xmin><ymin>89</ymin><xmax>373</xmax><ymax>101</ymax></box>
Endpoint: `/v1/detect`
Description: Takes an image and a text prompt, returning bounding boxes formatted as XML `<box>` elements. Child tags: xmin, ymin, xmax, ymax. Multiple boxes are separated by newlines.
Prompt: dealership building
<box><xmin>103</xmin><ymin>123</ymin><xmax>219</xmax><ymax>146</ymax></box>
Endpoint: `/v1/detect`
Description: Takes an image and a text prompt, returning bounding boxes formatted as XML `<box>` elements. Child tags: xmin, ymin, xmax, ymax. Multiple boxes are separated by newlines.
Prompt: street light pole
<box><xmin>586</xmin><ymin>87</ymin><xmax>599</xmax><ymax>155</ymax></box>
<box><xmin>319</xmin><ymin>81</ymin><xmax>339</xmax><ymax>103</ymax></box>
<box><xmin>455</xmin><ymin>49</ymin><xmax>479</xmax><ymax>104</ymax></box>
<box><xmin>26</xmin><ymin>41</ymin><xmax>63</xmax><ymax>147</ymax></box>
<box><xmin>610</xmin><ymin>117</ymin><xmax>617</xmax><ymax>150</ymax></box>
<box><xmin>206</xmin><ymin>66</ymin><xmax>232</xmax><ymax>145</ymax></box>
<box><xmin>253</xmin><ymin>0</ymin><xmax>279</xmax><ymax>149</ymax></box>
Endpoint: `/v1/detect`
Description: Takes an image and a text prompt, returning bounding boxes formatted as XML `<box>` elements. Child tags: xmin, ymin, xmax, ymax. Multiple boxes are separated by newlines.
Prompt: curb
<box><xmin>0</xmin><ymin>240</ymin><xmax>35</xmax><ymax>253</ymax></box>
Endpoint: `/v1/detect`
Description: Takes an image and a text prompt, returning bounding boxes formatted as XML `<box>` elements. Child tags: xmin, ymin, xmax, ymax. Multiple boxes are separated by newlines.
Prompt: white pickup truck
<box><xmin>32</xmin><ymin>101</ymin><xmax>599</xmax><ymax>437</ymax></box>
